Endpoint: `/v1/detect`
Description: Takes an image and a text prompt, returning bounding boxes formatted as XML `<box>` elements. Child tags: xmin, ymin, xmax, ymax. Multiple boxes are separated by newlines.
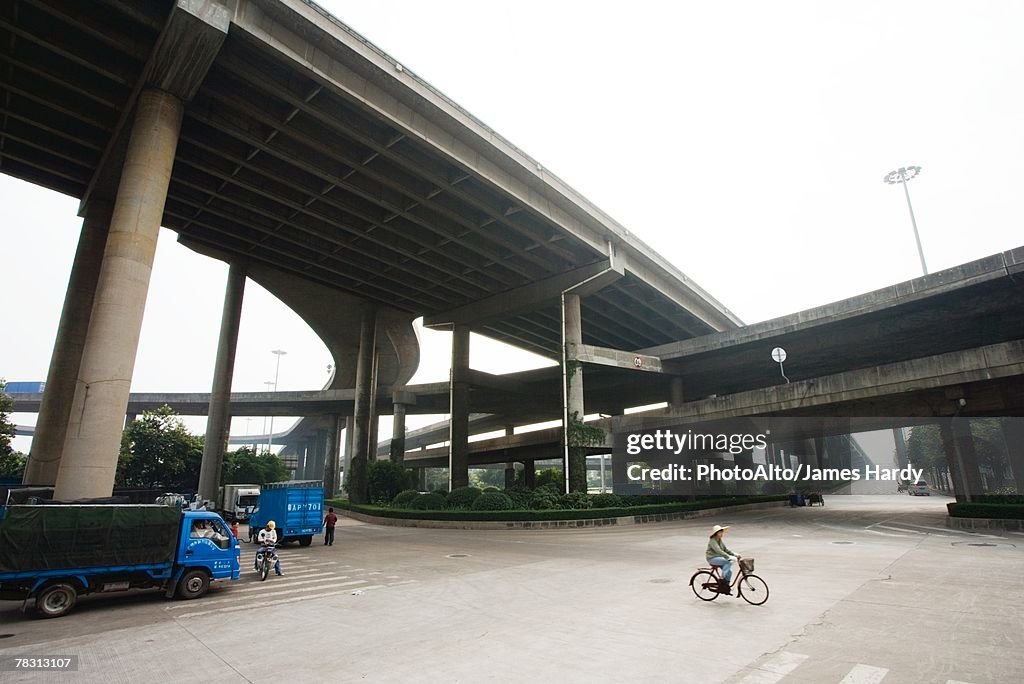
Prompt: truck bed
<box><xmin>0</xmin><ymin>505</ymin><xmax>181</xmax><ymax>575</ymax></box>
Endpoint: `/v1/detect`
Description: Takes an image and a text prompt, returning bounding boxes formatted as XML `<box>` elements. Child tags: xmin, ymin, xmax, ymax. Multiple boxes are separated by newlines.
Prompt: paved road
<box><xmin>1</xmin><ymin>495</ymin><xmax>1021</xmax><ymax>683</ymax></box>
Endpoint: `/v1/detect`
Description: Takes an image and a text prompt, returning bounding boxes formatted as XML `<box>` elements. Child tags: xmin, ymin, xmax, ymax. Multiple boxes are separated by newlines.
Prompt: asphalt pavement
<box><xmin>1</xmin><ymin>494</ymin><xmax>1021</xmax><ymax>684</ymax></box>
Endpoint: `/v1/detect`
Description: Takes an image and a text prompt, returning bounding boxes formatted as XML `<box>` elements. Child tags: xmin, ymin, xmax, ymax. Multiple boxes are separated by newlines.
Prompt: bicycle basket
<box><xmin>739</xmin><ymin>558</ymin><xmax>754</xmax><ymax>573</ymax></box>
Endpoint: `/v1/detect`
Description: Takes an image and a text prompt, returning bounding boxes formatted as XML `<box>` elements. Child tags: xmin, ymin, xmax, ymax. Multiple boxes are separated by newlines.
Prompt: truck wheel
<box><xmin>299</xmin><ymin>536</ymin><xmax>312</xmax><ymax>547</ymax></box>
<box><xmin>35</xmin><ymin>583</ymin><xmax>78</xmax><ymax>619</ymax></box>
<box><xmin>177</xmin><ymin>570</ymin><xmax>211</xmax><ymax>600</ymax></box>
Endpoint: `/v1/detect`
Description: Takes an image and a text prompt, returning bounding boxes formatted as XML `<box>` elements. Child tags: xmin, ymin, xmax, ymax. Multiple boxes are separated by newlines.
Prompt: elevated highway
<box><xmin>3</xmin><ymin>0</ymin><xmax>738</xmax><ymax>499</ymax></box>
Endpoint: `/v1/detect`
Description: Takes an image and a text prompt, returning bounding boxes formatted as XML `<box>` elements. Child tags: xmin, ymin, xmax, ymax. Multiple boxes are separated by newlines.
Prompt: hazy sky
<box><xmin>3</xmin><ymin>1</ymin><xmax>1023</xmax><ymax>448</ymax></box>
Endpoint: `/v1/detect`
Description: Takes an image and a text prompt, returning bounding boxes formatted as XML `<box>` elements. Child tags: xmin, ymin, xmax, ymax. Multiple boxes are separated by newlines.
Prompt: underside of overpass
<box><xmin>3</xmin><ymin>0</ymin><xmax>741</xmax><ymax>500</ymax></box>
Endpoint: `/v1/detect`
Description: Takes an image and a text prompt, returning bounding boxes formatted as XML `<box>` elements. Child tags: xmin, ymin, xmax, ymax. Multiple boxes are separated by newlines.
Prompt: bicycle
<box><xmin>689</xmin><ymin>557</ymin><xmax>769</xmax><ymax>605</ymax></box>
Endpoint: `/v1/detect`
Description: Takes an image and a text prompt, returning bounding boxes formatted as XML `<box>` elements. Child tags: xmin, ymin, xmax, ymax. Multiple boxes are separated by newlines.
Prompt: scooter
<box><xmin>255</xmin><ymin>543</ymin><xmax>279</xmax><ymax>581</ymax></box>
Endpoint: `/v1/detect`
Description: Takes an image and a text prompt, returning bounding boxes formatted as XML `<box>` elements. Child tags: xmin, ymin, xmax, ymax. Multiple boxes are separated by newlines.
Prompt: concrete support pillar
<box><xmin>341</xmin><ymin>416</ymin><xmax>353</xmax><ymax>492</ymax></box>
<box><xmin>940</xmin><ymin>419</ymin><xmax>984</xmax><ymax>502</ymax></box>
<box><xmin>349</xmin><ymin>308</ymin><xmax>377</xmax><ymax>503</ymax></box>
<box><xmin>449</xmin><ymin>324</ymin><xmax>470</xmax><ymax>490</ymax></box>
<box><xmin>669</xmin><ymin>377</ymin><xmax>685</xmax><ymax>409</ymax></box>
<box><xmin>295</xmin><ymin>441</ymin><xmax>308</xmax><ymax>480</ymax></box>
<box><xmin>417</xmin><ymin>467</ymin><xmax>428</xmax><ymax>491</ymax></box>
<box><xmin>524</xmin><ymin>462</ymin><xmax>536</xmax><ymax>489</ymax></box>
<box><xmin>504</xmin><ymin>426</ymin><xmax>516</xmax><ymax>488</ymax></box>
<box><xmin>1001</xmin><ymin>418</ymin><xmax>1024</xmax><ymax>495</ymax></box>
<box><xmin>325</xmin><ymin>414</ymin><xmax>343</xmax><ymax>497</ymax></box>
<box><xmin>391</xmin><ymin>398</ymin><xmax>408</xmax><ymax>466</ymax></box>
<box><xmin>54</xmin><ymin>89</ymin><xmax>184</xmax><ymax>500</ymax></box>
<box><xmin>368</xmin><ymin>349</ymin><xmax>380</xmax><ymax>461</ymax></box>
<box><xmin>24</xmin><ymin>200</ymin><xmax>113</xmax><ymax>485</ymax></box>
<box><xmin>563</xmin><ymin>293</ymin><xmax>587</xmax><ymax>493</ymax></box>
<box><xmin>198</xmin><ymin>261</ymin><xmax>247</xmax><ymax>502</ymax></box>
<box><xmin>313</xmin><ymin>429</ymin><xmax>328</xmax><ymax>482</ymax></box>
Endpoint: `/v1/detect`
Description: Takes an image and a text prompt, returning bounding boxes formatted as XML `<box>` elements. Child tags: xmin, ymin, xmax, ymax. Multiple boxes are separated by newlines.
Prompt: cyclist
<box><xmin>706</xmin><ymin>524</ymin><xmax>739</xmax><ymax>595</ymax></box>
<box><xmin>255</xmin><ymin>520</ymin><xmax>283</xmax><ymax>576</ymax></box>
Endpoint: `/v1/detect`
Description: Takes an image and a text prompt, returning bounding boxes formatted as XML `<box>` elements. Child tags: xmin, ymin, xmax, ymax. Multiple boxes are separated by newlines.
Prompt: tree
<box><xmin>0</xmin><ymin>381</ymin><xmax>24</xmax><ymax>481</ymax></box>
<box><xmin>117</xmin><ymin>405</ymin><xmax>203</xmax><ymax>490</ymax></box>
<box><xmin>0</xmin><ymin>380</ymin><xmax>17</xmax><ymax>464</ymax></box>
<box><xmin>222</xmin><ymin>446</ymin><xmax>290</xmax><ymax>485</ymax></box>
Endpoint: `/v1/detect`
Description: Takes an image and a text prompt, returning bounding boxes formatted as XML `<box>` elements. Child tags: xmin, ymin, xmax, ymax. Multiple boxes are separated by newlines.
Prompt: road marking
<box><xmin>167</xmin><ymin>579</ymin><xmax>366</xmax><ymax>610</ymax></box>
<box><xmin>738</xmin><ymin>651</ymin><xmax>808</xmax><ymax>683</ymax></box>
<box><xmin>228</xmin><ymin>575</ymin><xmax>349</xmax><ymax>595</ymax></box>
<box><xmin>172</xmin><ymin>580</ymin><xmax>371</xmax><ymax>618</ymax></box>
<box><xmin>946</xmin><ymin>680</ymin><xmax>976</xmax><ymax>684</ymax></box>
<box><xmin>870</xmin><ymin>524</ymin><xmax>924</xmax><ymax>535</ymax></box>
<box><xmin>838</xmin><ymin>663</ymin><xmax>888</xmax><ymax>683</ymax></box>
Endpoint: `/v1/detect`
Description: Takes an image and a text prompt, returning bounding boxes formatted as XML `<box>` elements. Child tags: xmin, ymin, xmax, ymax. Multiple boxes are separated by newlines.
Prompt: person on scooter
<box><xmin>255</xmin><ymin>520</ymin><xmax>283</xmax><ymax>576</ymax></box>
<box><xmin>706</xmin><ymin>524</ymin><xmax>739</xmax><ymax>595</ymax></box>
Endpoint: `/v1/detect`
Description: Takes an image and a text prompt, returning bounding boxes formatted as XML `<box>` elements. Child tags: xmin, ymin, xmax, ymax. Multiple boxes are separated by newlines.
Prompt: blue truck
<box><xmin>247</xmin><ymin>480</ymin><xmax>323</xmax><ymax>547</ymax></box>
<box><xmin>0</xmin><ymin>504</ymin><xmax>240</xmax><ymax>618</ymax></box>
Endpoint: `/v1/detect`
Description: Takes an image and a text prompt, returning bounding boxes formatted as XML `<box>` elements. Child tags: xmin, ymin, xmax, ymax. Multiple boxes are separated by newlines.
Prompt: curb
<box><xmin>339</xmin><ymin>500</ymin><xmax>789</xmax><ymax>530</ymax></box>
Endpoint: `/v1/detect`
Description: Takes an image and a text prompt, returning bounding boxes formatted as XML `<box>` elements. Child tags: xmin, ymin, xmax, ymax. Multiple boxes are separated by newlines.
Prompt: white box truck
<box><xmin>218</xmin><ymin>484</ymin><xmax>260</xmax><ymax>522</ymax></box>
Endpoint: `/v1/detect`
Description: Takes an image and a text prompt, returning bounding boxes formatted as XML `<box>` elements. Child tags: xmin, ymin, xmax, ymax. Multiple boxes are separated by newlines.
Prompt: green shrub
<box><xmin>471</xmin><ymin>491</ymin><xmax>513</xmax><ymax>511</ymax></box>
<box><xmin>367</xmin><ymin>460</ymin><xmax>412</xmax><ymax>504</ymax></box>
<box><xmin>392</xmin><ymin>489</ymin><xmax>420</xmax><ymax>507</ymax></box>
<box><xmin>535</xmin><ymin>469</ymin><xmax>564</xmax><ymax>492</ymax></box>
<box><xmin>591</xmin><ymin>492</ymin><xmax>622</xmax><ymax>508</ymax></box>
<box><xmin>947</xmin><ymin>502</ymin><xmax>1024</xmax><ymax>519</ymax></box>
<box><xmin>534</xmin><ymin>482</ymin><xmax>562</xmax><ymax>496</ymax></box>
<box><xmin>503</xmin><ymin>485</ymin><xmax>531</xmax><ymax>509</ymax></box>
<box><xmin>559</xmin><ymin>492</ymin><xmax>593</xmax><ymax>509</ymax></box>
<box><xmin>408</xmin><ymin>492</ymin><xmax>447</xmax><ymax>510</ymax></box>
<box><xmin>529</xmin><ymin>492</ymin><xmax>560</xmax><ymax>509</ymax></box>
<box><xmin>447</xmin><ymin>486</ymin><xmax>483</xmax><ymax>509</ymax></box>
<box><xmin>482</xmin><ymin>486</ymin><xmax>500</xmax><ymax>493</ymax></box>
<box><xmin>974</xmin><ymin>493</ymin><xmax>1024</xmax><ymax>504</ymax></box>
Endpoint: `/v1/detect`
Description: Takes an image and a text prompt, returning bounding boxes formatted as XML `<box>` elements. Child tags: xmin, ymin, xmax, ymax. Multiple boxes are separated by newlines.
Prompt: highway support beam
<box><xmin>50</xmin><ymin>1</ymin><xmax>229</xmax><ymax>500</ymax></box>
<box><xmin>391</xmin><ymin>391</ymin><xmax>415</xmax><ymax>466</ymax></box>
<box><xmin>1003</xmin><ymin>418</ymin><xmax>1024</xmax><ymax>495</ymax></box>
<box><xmin>563</xmin><ymin>293</ymin><xmax>587</xmax><ymax>493</ymax></box>
<box><xmin>348</xmin><ymin>308</ymin><xmax>377</xmax><ymax>503</ymax></box>
<box><xmin>940</xmin><ymin>419</ymin><xmax>984</xmax><ymax>503</ymax></box>
<box><xmin>24</xmin><ymin>200</ymin><xmax>113</xmax><ymax>486</ymax></box>
<box><xmin>198</xmin><ymin>261</ymin><xmax>247</xmax><ymax>503</ymax></box>
<box><xmin>324</xmin><ymin>414</ymin><xmax>343</xmax><ymax>497</ymax></box>
<box><xmin>449</xmin><ymin>325</ymin><xmax>471</xmax><ymax>490</ymax></box>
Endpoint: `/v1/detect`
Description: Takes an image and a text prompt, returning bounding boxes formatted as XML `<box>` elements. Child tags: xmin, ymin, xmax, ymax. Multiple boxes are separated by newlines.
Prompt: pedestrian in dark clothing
<box><xmin>324</xmin><ymin>507</ymin><xmax>338</xmax><ymax>546</ymax></box>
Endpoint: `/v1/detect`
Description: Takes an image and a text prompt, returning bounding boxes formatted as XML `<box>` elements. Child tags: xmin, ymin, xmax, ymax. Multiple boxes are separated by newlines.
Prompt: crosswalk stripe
<box><xmin>167</xmin><ymin>579</ymin><xmax>366</xmax><ymax>610</ymax></box>
<box><xmin>738</xmin><ymin>651</ymin><xmax>809</xmax><ymax>683</ymax></box>
<box><xmin>172</xmin><ymin>580</ymin><xmax>372</xmax><ymax>618</ymax></box>
<box><xmin>227</xmin><ymin>575</ymin><xmax>350</xmax><ymax>595</ymax></box>
<box><xmin>838</xmin><ymin>664</ymin><xmax>888</xmax><ymax>683</ymax></box>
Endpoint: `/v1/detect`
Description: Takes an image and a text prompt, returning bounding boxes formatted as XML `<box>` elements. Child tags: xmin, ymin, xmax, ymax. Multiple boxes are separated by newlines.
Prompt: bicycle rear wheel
<box><xmin>689</xmin><ymin>570</ymin><xmax>720</xmax><ymax>601</ymax></box>
<box><xmin>737</xmin><ymin>573</ymin><xmax>769</xmax><ymax>605</ymax></box>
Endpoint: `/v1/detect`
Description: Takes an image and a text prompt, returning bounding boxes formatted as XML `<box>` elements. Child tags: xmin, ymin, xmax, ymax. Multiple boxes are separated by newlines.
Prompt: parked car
<box><xmin>907</xmin><ymin>481</ymin><xmax>930</xmax><ymax>496</ymax></box>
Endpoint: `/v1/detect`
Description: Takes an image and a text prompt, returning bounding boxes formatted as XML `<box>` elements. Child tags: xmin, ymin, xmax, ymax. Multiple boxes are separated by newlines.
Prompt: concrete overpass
<box><xmin>2</xmin><ymin>0</ymin><xmax>739</xmax><ymax>501</ymax></box>
<box><xmin>13</xmin><ymin>244</ymin><xmax>1021</xmax><ymax>496</ymax></box>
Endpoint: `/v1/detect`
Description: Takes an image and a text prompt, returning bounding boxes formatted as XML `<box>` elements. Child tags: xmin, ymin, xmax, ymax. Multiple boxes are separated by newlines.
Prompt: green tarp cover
<box><xmin>0</xmin><ymin>505</ymin><xmax>181</xmax><ymax>574</ymax></box>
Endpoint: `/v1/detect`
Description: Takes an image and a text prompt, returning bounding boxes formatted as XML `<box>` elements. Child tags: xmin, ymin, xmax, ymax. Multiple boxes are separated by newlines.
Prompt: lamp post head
<box><xmin>883</xmin><ymin>165</ymin><xmax>922</xmax><ymax>185</ymax></box>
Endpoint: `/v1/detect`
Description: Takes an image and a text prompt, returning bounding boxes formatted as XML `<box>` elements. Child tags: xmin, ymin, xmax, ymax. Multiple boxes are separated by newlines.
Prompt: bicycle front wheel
<box><xmin>689</xmin><ymin>570</ymin><xmax>720</xmax><ymax>601</ymax></box>
<box><xmin>738</xmin><ymin>574</ymin><xmax>769</xmax><ymax>605</ymax></box>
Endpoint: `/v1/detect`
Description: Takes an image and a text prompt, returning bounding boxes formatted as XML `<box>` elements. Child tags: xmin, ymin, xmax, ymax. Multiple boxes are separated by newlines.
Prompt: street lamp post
<box><xmin>883</xmin><ymin>165</ymin><xmax>927</xmax><ymax>275</ymax></box>
<box><xmin>268</xmin><ymin>349</ymin><xmax>287</xmax><ymax>454</ymax></box>
<box><xmin>261</xmin><ymin>380</ymin><xmax>274</xmax><ymax>443</ymax></box>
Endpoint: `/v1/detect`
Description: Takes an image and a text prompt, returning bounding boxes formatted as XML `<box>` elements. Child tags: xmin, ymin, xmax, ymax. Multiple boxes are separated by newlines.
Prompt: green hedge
<box><xmin>947</xmin><ymin>502</ymin><xmax>1024</xmax><ymax>519</ymax></box>
<box><xmin>327</xmin><ymin>495</ymin><xmax>787</xmax><ymax>522</ymax></box>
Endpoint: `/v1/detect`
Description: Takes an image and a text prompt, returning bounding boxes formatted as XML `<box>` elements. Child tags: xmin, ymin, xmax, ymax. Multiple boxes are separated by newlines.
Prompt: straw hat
<box><xmin>709</xmin><ymin>524</ymin><xmax>730</xmax><ymax>537</ymax></box>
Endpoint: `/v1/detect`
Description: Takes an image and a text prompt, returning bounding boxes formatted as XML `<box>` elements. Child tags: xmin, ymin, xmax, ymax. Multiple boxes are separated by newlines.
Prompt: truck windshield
<box><xmin>238</xmin><ymin>495</ymin><xmax>259</xmax><ymax>507</ymax></box>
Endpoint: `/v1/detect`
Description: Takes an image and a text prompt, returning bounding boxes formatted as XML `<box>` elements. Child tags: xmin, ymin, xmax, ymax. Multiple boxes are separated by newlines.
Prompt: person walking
<box><xmin>323</xmin><ymin>507</ymin><xmax>338</xmax><ymax>546</ymax></box>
